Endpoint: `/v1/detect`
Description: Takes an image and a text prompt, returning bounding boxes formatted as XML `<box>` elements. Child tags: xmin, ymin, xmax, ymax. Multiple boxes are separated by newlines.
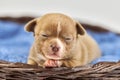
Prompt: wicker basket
<box><xmin>0</xmin><ymin>17</ymin><xmax>120</xmax><ymax>80</ymax></box>
<box><xmin>0</xmin><ymin>60</ymin><xmax>120</xmax><ymax>80</ymax></box>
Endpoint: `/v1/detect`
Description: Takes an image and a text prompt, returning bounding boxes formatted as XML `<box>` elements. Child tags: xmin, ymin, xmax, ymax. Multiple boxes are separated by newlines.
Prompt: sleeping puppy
<box><xmin>25</xmin><ymin>13</ymin><xmax>101</xmax><ymax>68</ymax></box>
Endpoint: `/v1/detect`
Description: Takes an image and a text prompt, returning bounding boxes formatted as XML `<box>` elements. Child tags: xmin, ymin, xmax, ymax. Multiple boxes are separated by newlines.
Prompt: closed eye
<box><xmin>65</xmin><ymin>37</ymin><xmax>72</xmax><ymax>40</ymax></box>
<box><xmin>41</xmin><ymin>34</ymin><xmax>49</xmax><ymax>37</ymax></box>
<box><xmin>65</xmin><ymin>37</ymin><xmax>73</xmax><ymax>42</ymax></box>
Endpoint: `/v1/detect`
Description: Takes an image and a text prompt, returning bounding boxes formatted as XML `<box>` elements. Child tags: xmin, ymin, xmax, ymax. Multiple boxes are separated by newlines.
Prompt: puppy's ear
<box><xmin>24</xmin><ymin>19</ymin><xmax>37</xmax><ymax>32</ymax></box>
<box><xmin>76</xmin><ymin>22</ymin><xmax>86</xmax><ymax>35</ymax></box>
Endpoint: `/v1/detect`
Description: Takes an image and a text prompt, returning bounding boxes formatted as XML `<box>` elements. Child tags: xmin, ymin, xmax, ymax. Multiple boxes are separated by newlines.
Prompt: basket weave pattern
<box><xmin>0</xmin><ymin>61</ymin><xmax>120</xmax><ymax>80</ymax></box>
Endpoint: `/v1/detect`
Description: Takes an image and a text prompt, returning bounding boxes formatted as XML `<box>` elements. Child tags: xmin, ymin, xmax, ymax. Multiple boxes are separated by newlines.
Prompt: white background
<box><xmin>0</xmin><ymin>0</ymin><xmax>120</xmax><ymax>33</ymax></box>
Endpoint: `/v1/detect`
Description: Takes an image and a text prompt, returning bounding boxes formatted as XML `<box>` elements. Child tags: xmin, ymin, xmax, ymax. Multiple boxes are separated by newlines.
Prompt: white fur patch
<box><xmin>56</xmin><ymin>38</ymin><xmax>64</xmax><ymax>55</ymax></box>
<box><xmin>57</xmin><ymin>22</ymin><xmax>62</xmax><ymax>37</ymax></box>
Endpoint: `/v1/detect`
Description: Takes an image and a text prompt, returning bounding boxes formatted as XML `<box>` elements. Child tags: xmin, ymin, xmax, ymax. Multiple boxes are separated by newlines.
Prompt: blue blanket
<box><xmin>0</xmin><ymin>21</ymin><xmax>120</xmax><ymax>64</ymax></box>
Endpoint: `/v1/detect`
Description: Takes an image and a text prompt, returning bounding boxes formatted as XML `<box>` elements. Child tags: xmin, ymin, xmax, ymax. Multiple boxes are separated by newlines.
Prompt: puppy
<box><xmin>25</xmin><ymin>13</ymin><xmax>101</xmax><ymax>68</ymax></box>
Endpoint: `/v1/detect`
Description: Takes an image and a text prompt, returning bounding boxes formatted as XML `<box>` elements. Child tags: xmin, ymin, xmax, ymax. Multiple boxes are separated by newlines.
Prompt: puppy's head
<box><xmin>25</xmin><ymin>13</ymin><xmax>86</xmax><ymax>60</ymax></box>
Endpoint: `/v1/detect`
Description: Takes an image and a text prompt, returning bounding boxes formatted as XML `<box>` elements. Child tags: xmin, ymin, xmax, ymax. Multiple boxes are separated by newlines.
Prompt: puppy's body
<box><xmin>25</xmin><ymin>13</ymin><xmax>101</xmax><ymax>67</ymax></box>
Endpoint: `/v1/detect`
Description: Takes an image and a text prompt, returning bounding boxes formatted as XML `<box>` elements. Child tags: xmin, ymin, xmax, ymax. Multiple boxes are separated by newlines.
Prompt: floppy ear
<box><xmin>24</xmin><ymin>19</ymin><xmax>37</xmax><ymax>32</ymax></box>
<box><xmin>76</xmin><ymin>22</ymin><xmax>86</xmax><ymax>35</ymax></box>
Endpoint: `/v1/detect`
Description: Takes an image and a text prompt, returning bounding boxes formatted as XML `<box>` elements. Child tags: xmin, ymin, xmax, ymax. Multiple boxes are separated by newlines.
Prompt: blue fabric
<box><xmin>0</xmin><ymin>21</ymin><xmax>120</xmax><ymax>64</ymax></box>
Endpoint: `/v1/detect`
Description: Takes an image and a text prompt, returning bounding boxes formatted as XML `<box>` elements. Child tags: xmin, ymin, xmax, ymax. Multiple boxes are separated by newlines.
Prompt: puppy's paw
<box><xmin>44</xmin><ymin>59</ymin><xmax>62</xmax><ymax>68</ymax></box>
<box><xmin>27</xmin><ymin>59</ymin><xmax>37</xmax><ymax>65</ymax></box>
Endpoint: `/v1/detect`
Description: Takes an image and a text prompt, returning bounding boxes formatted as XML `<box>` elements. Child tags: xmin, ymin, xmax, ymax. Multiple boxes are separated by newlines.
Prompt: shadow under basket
<box><xmin>0</xmin><ymin>17</ymin><xmax>120</xmax><ymax>80</ymax></box>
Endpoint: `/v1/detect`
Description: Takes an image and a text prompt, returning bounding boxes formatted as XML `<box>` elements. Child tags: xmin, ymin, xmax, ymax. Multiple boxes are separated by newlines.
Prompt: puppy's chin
<box><xmin>44</xmin><ymin>53</ymin><xmax>62</xmax><ymax>60</ymax></box>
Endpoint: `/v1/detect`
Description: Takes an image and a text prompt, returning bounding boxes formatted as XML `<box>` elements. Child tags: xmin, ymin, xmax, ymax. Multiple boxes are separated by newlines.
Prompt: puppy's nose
<box><xmin>51</xmin><ymin>45</ymin><xmax>60</xmax><ymax>52</ymax></box>
<box><xmin>52</xmin><ymin>47</ymin><xmax>59</xmax><ymax>52</ymax></box>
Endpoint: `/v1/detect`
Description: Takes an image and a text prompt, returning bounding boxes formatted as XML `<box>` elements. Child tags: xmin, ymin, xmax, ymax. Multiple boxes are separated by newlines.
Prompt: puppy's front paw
<box><xmin>27</xmin><ymin>59</ymin><xmax>37</xmax><ymax>65</ymax></box>
<box><xmin>44</xmin><ymin>60</ymin><xmax>62</xmax><ymax>68</ymax></box>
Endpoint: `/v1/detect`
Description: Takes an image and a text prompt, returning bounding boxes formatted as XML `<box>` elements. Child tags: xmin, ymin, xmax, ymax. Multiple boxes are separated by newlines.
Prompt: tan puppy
<box><xmin>25</xmin><ymin>13</ymin><xmax>101</xmax><ymax>68</ymax></box>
